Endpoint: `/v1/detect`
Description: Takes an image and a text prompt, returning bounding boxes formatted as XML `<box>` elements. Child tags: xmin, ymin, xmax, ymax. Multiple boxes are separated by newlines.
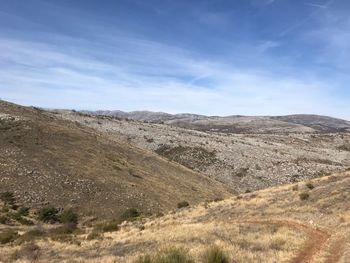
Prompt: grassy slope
<box><xmin>1</xmin><ymin>171</ymin><xmax>349</xmax><ymax>262</ymax></box>
<box><xmin>0</xmin><ymin>100</ymin><xmax>232</xmax><ymax>218</ymax></box>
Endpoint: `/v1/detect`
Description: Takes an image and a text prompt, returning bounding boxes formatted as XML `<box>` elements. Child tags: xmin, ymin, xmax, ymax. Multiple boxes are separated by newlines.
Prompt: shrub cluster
<box><xmin>38</xmin><ymin>206</ymin><xmax>60</xmax><ymax>223</ymax></box>
<box><xmin>0</xmin><ymin>191</ymin><xmax>15</xmax><ymax>206</ymax></box>
<box><xmin>38</xmin><ymin>207</ymin><xmax>78</xmax><ymax>224</ymax></box>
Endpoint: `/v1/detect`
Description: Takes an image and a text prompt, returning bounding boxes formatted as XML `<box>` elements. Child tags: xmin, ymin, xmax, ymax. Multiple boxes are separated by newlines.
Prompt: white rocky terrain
<box><xmin>54</xmin><ymin>110</ymin><xmax>350</xmax><ymax>193</ymax></box>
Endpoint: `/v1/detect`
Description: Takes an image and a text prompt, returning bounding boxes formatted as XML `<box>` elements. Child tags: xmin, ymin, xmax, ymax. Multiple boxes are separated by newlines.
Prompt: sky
<box><xmin>0</xmin><ymin>0</ymin><xmax>349</xmax><ymax>119</ymax></box>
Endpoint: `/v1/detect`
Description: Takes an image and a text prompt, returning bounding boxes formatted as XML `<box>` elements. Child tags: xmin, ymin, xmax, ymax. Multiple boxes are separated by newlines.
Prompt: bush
<box><xmin>306</xmin><ymin>182</ymin><xmax>314</xmax><ymax>190</ymax></box>
<box><xmin>59</xmin><ymin>209</ymin><xmax>78</xmax><ymax>224</ymax></box>
<box><xmin>120</xmin><ymin>208</ymin><xmax>140</xmax><ymax>222</ymax></box>
<box><xmin>8</xmin><ymin>212</ymin><xmax>34</xmax><ymax>225</ymax></box>
<box><xmin>202</xmin><ymin>246</ymin><xmax>229</xmax><ymax>263</ymax></box>
<box><xmin>177</xmin><ymin>201</ymin><xmax>189</xmax><ymax>209</ymax></box>
<box><xmin>16</xmin><ymin>216</ymin><xmax>34</xmax><ymax>226</ymax></box>
<box><xmin>299</xmin><ymin>192</ymin><xmax>310</xmax><ymax>200</ymax></box>
<box><xmin>38</xmin><ymin>206</ymin><xmax>59</xmax><ymax>223</ymax></box>
<box><xmin>0</xmin><ymin>229</ymin><xmax>18</xmax><ymax>244</ymax></box>
<box><xmin>136</xmin><ymin>247</ymin><xmax>194</xmax><ymax>263</ymax></box>
<box><xmin>17</xmin><ymin>207</ymin><xmax>30</xmax><ymax>216</ymax></box>
<box><xmin>0</xmin><ymin>191</ymin><xmax>15</xmax><ymax>205</ymax></box>
<box><xmin>0</xmin><ymin>215</ymin><xmax>9</xmax><ymax>224</ymax></box>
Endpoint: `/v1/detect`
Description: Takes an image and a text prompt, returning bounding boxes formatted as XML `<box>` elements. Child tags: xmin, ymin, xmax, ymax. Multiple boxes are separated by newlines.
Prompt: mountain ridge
<box><xmin>81</xmin><ymin>109</ymin><xmax>350</xmax><ymax>134</ymax></box>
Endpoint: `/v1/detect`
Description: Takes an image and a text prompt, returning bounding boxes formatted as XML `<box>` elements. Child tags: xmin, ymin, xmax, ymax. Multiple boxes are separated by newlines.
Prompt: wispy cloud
<box><xmin>280</xmin><ymin>0</ymin><xmax>336</xmax><ymax>36</ymax></box>
<box><xmin>0</xmin><ymin>0</ymin><xmax>349</xmax><ymax>119</ymax></box>
<box><xmin>0</xmin><ymin>33</ymin><xmax>346</xmax><ymax>118</ymax></box>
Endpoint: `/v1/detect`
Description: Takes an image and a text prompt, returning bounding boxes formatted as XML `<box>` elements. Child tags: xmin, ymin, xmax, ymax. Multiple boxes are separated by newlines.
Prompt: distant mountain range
<box><xmin>82</xmin><ymin>110</ymin><xmax>350</xmax><ymax>134</ymax></box>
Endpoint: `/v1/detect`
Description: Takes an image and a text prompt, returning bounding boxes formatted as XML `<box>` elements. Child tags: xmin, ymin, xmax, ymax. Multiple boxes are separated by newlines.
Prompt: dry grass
<box><xmin>0</xmin><ymin>170</ymin><xmax>349</xmax><ymax>262</ymax></box>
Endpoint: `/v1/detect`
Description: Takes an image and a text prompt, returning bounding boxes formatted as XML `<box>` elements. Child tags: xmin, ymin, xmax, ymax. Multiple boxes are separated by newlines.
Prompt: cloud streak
<box><xmin>0</xmin><ymin>34</ymin><xmax>347</xmax><ymax>119</ymax></box>
<box><xmin>0</xmin><ymin>0</ymin><xmax>349</xmax><ymax>120</ymax></box>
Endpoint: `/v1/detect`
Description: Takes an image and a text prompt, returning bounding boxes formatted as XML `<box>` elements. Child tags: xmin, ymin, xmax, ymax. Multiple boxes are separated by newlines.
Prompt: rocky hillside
<box><xmin>57</xmin><ymin>110</ymin><xmax>350</xmax><ymax>193</ymax></box>
<box><xmin>273</xmin><ymin>114</ymin><xmax>350</xmax><ymax>133</ymax></box>
<box><xmin>84</xmin><ymin>110</ymin><xmax>350</xmax><ymax>134</ymax></box>
<box><xmin>0</xmin><ymin>100</ymin><xmax>231</xmax><ymax>219</ymax></box>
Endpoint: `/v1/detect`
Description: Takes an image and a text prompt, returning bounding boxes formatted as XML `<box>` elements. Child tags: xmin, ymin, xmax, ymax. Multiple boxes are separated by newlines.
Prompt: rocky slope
<box><xmin>84</xmin><ymin>110</ymin><xmax>350</xmax><ymax>134</ymax></box>
<box><xmin>56</xmin><ymin>110</ymin><xmax>350</xmax><ymax>193</ymax></box>
<box><xmin>0</xmin><ymin>100</ymin><xmax>231</xmax><ymax>219</ymax></box>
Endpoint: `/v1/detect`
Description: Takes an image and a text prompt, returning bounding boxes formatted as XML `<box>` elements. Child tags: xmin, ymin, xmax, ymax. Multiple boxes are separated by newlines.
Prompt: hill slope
<box><xmin>57</xmin><ymin>110</ymin><xmax>350</xmax><ymax>193</ymax></box>
<box><xmin>273</xmin><ymin>114</ymin><xmax>350</xmax><ymax>133</ymax></box>
<box><xmin>1</xmin><ymin>171</ymin><xmax>349</xmax><ymax>262</ymax></box>
<box><xmin>0</xmin><ymin>100</ymin><xmax>231</xmax><ymax>218</ymax></box>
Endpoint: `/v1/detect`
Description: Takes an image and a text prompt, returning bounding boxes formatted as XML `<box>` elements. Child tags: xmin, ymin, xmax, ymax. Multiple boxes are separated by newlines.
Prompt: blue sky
<box><xmin>0</xmin><ymin>0</ymin><xmax>349</xmax><ymax>119</ymax></box>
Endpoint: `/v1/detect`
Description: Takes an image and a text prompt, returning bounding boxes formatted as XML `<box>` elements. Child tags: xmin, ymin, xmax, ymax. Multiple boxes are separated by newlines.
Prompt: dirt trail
<box><xmin>322</xmin><ymin>233</ymin><xmax>348</xmax><ymax>263</ymax></box>
<box><xmin>234</xmin><ymin>218</ymin><xmax>331</xmax><ymax>263</ymax></box>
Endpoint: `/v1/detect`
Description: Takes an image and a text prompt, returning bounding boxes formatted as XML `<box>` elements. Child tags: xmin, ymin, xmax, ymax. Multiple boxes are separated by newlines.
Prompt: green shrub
<box><xmin>202</xmin><ymin>246</ymin><xmax>229</xmax><ymax>263</ymax></box>
<box><xmin>0</xmin><ymin>215</ymin><xmax>9</xmax><ymax>224</ymax></box>
<box><xmin>59</xmin><ymin>209</ymin><xmax>78</xmax><ymax>224</ymax></box>
<box><xmin>0</xmin><ymin>229</ymin><xmax>18</xmax><ymax>244</ymax></box>
<box><xmin>177</xmin><ymin>201</ymin><xmax>189</xmax><ymax>209</ymax></box>
<box><xmin>38</xmin><ymin>206</ymin><xmax>59</xmax><ymax>223</ymax></box>
<box><xmin>17</xmin><ymin>207</ymin><xmax>30</xmax><ymax>216</ymax></box>
<box><xmin>299</xmin><ymin>192</ymin><xmax>310</xmax><ymax>200</ymax></box>
<box><xmin>16</xmin><ymin>216</ymin><xmax>34</xmax><ymax>226</ymax></box>
<box><xmin>136</xmin><ymin>247</ymin><xmax>194</xmax><ymax>263</ymax></box>
<box><xmin>0</xmin><ymin>191</ymin><xmax>15</xmax><ymax>205</ymax></box>
<box><xmin>120</xmin><ymin>208</ymin><xmax>140</xmax><ymax>222</ymax></box>
<box><xmin>8</xmin><ymin>212</ymin><xmax>34</xmax><ymax>225</ymax></box>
